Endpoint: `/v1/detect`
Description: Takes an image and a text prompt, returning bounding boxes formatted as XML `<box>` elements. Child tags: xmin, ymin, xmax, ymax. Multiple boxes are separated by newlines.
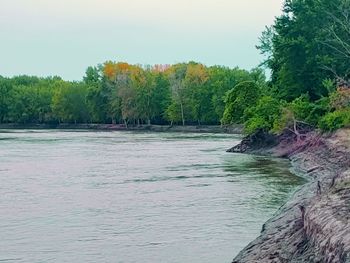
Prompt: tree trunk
<box><xmin>180</xmin><ymin>101</ymin><xmax>185</xmax><ymax>126</ymax></box>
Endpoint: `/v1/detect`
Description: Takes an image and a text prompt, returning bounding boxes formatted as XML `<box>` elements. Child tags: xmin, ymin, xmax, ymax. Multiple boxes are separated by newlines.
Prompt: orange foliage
<box><xmin>103</xmin><ymin>62</ymin><xmax>133</xmax><ymax>80</ymax></box>
<box><xmin>186</xmin><ymin>64</ymin><xmax>209</xmax><ymax>84</ymax></box>
<box><xmin>117</xmin><ymin>62</ymin><xmax>130</xmax><ymax>73</ymax></box>
<box><xmin>104</xmin><ymin>62</ymin><xmax>117</xmax><ymax>80</ymax></box>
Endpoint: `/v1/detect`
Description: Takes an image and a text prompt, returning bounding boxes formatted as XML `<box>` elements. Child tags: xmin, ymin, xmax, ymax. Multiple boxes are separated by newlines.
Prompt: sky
<box><xmin>1</xmin><ymin>0</ymin><xmax>283</xmax><ymax>80</ymax></box>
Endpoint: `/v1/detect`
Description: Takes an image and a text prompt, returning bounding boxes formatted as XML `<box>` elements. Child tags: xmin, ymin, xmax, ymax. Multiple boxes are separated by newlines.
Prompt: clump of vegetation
<box><xmin>222</xmin><ymin>0</ymin><xmax>350</xmax><ymax>135</ymax></box>
<box><xmin>318</xmin><ymin>87</ymin><xmax>350</xmax><ymax>131</ymax></box>
<box><xmin>319</xmin><ymin>109</ymin><xmax>350</xmax><ymax>131</ymax></box>
<box><xmin>243</xmin><ymin>96</ymin><xmax>281</xmax><ymax>135</ymax></box>
<box><xmin>221</xmin><ymin>81</ymin><xmax>261</xmax><ymax>125</ymax></box>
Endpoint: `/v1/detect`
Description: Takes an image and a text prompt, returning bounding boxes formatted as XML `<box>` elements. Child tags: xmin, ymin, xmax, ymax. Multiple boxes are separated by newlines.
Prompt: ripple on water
<box><xmin>0</xmin><ymin>130</ymin><xmax>304</xmax><ymax>263</ymax></box>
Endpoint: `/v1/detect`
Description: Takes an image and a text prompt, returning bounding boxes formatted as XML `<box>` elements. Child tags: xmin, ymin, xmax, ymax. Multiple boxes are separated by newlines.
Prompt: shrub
<box><xmin>222</xmin><ymin>81</ymin><xmax>260</xmax><ymax>124</ymax></box>
<box><xmin>319</xmin><ymin>109</ymin><xmax>350</xmax><ymax>131</ymax></box>
<box><xmin>243</xmin><ymin>96</ymin><xmax>281</xmax><ymax>134</ymax></box>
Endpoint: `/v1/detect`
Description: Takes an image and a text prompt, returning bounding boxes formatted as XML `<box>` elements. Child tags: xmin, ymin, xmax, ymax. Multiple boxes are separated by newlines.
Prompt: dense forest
<box><xmin>0</xmin><ymin>65</ymin><xmax>264</xmax><ymax>127</ymax></box>
<box><xmin>1</xmin><ymin>0</ymin><xmax>349</xmax><ymax>133</ymax></box>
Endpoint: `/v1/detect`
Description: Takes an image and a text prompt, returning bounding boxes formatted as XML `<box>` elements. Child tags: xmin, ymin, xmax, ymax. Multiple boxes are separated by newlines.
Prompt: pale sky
<box><xmin>1</xmin><ymin>0</ymin><xmax>283</xmax><ymax>80</ymax></box>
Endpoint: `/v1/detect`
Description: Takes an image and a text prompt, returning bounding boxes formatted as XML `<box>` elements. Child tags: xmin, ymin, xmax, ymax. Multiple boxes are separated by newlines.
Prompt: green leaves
<box><xmin>222</xmin><ymin>81</ymin><xmax>261</xmax><ymax>125</ymax></box>
<box><xmin>319</xmin><ymin>109</ymin><xmax>350</xmax><ymax>131</ymax></box>
<box><xmin>260</xmin><ymin>0</ymin><xmax>350</xmax><ymax>101</ymax></box>
<box><xmin>240</xmin><ymin>0</ymin><xmax>350</xmax><ymax>135</ymax></box>
<box><xmin>244</xmin><ymin>96</ymin><xmax>281</xmax><ymax>135</ymax></box>
<box><xmin>52</xmin><ymin>82</ymin><xmax>90</xmax><ymax>123</ymax></box>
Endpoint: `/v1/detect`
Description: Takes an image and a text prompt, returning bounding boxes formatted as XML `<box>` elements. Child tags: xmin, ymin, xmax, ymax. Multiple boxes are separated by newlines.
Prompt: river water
<box><xmin>0</xmin><ymin>130</ymin><xmax>304</xmax><ymax>263</ymax></box>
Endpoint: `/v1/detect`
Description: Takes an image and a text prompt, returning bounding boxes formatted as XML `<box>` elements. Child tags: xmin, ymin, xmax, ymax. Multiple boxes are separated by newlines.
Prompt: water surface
<box><xmin>0</xmin><ymin>130</ymin><xmax>304</xmax><ymax>263</ymax></box>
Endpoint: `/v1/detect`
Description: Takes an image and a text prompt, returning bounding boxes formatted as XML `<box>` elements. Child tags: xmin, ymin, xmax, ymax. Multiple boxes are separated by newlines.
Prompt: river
<box><xmin>0</xmin><ymin>130</ymin><xmax>304</xmax><ymax>263</ymax></box>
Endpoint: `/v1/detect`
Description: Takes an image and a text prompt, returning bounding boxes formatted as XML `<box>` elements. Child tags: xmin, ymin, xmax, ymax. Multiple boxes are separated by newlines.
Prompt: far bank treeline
<box><xmin>0</xmin><ymin>64</ymin><xmax>265</xmax><ymax>127</ymax></box>
<box><xmin>1</xmin><ymin>0</ymin><xmax>350</xmax><ymax>134</ymax></box>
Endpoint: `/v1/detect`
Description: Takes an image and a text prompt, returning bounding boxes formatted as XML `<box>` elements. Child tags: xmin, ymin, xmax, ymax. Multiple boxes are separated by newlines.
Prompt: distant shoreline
<box><xmin>0</xmin><ymin>123</ymin><xmax>243</xmax><ymax>134</ymax></box>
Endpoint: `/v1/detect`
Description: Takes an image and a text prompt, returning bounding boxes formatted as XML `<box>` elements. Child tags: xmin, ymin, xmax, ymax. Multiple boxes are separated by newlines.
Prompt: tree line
<box><xmin>1</xmin><ymin>0</ymin><xmax>349</xmax><ymax>133</ymax></box>
<box><xmin>0</xmin><ymin>64</ymin><xmax>264</xmax><ymax>126</ymax></box>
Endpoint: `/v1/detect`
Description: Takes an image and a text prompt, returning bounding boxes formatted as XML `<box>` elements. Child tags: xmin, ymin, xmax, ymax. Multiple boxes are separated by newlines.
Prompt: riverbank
<box><xmin>230</xmin><ymin>129</ymin><xmax>350</xmax><ymax>262</ymax></box>
<box><xmin>0</xmin><ymin>123</ymin><xmax>242</xmax><ymax>134</ymax></box>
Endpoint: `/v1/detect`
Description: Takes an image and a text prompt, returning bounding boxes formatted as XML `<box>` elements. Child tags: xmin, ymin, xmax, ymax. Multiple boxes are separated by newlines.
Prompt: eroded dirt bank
<box><xmin>230</xmin><ymin>129</ymin><xmax>350</xmax><ymax>263</ymax></box>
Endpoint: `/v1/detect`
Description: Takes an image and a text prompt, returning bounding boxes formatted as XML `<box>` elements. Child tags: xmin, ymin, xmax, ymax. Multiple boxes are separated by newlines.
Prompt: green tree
<box><xmin>166</xmin><ymin>63</ymin><xmax>188</xmax><ymax>125</ymax></box>
<box><xmin>152</xmin><ymin>72</ymin><xmax>171</xmax><ymax>124</ymax></box>
<box><xmin>208</xmin><ymin>66</ymin><xmax>252</xmax><ymax>122</ymax></box>
<box><xmin>183</xmin><ymin>63</ymin><xmax>210</xmax><ymax>125</ymax></box>
<box><xmin>8</xmin><ymin>86</ymin><xmax>38</xmax><ymax>123</ymax></box>
<box><xmin>52</xmin><ymin>83</ymin><xmax>90</xmax><ymax>123</ymax></box>
<box><xmin>84</xmin><ymin>66</ymin><xmax>100</xmax><ymax>85</ymax></box>
<box><xmin>259</xmin><ymin>0</ymin><xmax>350</xmax><ymax>101</ymax></box>
<box><xmin>0</xmin><ymin>77</ymin><xmax>12</xmax><ymax>123</ymax></box>
<box><xmin>222</xmin><ymin>81</ymin><xmax>261</xmax><ymax>124</ymax></box>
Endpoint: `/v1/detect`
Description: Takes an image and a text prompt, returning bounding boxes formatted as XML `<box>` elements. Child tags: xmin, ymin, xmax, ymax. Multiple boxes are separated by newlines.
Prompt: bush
<box><xmin>306</xmin><ymin>97</ymin><xmax>330</xmax><ymax>126</ymax></box>
<box><xmin>330</xmin><ymin>88</ymin><xmax>350</xmax><ymax>110</ymax></box>
<box><xmin>319</xmin><ymin>109</ymin><xmax>350</xmax><ymax>131</ymax></box>
<box><xmin>289</xmin><ymin>94</ymin><xmax>314</xmax><ymax>120</ymax></box>
<box><xmin>222</xmin><ymin>81</ymin><xmax>260</xmax><ymax>124</ymax></box>
<box><xmin>243</xmin><ymin>96</ymin><xmax>281</xmax><ymax>134</ymax></box>
<box><xmin>271</xmin><ymin>95</ymin><xmax>330</xmax><ymax>133</ymax></box>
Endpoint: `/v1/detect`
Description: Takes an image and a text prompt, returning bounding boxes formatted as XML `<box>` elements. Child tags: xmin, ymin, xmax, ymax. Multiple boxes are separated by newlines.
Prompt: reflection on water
<box><xmin>0</xmin><ymin>130</ymin><xmax>304</xmax><ymax>263</ymax></box>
